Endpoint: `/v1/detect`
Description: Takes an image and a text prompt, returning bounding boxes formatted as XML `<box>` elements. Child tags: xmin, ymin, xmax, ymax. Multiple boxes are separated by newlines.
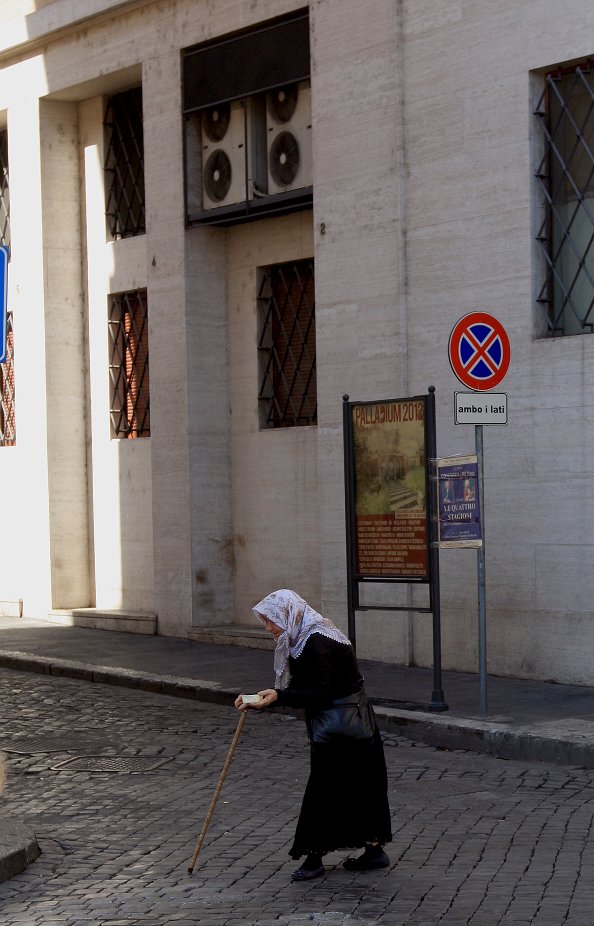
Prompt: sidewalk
<box><xmin>1</xmin><ymin>616</ymin><xmax>594</xmax><ymax>772</ymax></box>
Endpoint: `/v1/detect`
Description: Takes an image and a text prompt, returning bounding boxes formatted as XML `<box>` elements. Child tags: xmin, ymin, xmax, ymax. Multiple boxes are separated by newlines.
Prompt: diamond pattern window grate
<box><xmin>0</xmin><ymin>313</ymin><xmax>15</xmax><ymax>446</ymax></box>
<box><xmin>0</xmin><ymin>130</ymin><xmax>10</xmax><ymax>251</ymax></box>
<box><xmin>104</xmin><ymin>88</ymin><xmax>145</xmax><ymax>239</ymax></box>
<box><xmin>108</xmin><ymin>290</ymin><xmax>150</xmax><ymax>439</ymax></box>
<box><xmin>258</xmin><ymin>260</ymin><xmax>317</xmax><ymax>429</ymax></box>
<box><xmin>535</xmin><ymin>61</ymin><xmax>594</xmax><ymax>336</ymax></box>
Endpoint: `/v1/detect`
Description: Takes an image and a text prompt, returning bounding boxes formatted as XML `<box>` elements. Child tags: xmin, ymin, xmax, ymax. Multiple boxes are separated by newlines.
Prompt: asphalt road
<box><xmin>1</xmin><ymin>667</ymin><xmax>593</xmax><ymax>926</ymax></box>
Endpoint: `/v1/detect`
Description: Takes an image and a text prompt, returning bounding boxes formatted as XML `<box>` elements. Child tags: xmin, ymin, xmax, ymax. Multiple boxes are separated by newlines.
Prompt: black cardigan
<box><xmin>274</xmin><ymin>632</ymin><xmax>364</xmax><ymax>711</ymax></box>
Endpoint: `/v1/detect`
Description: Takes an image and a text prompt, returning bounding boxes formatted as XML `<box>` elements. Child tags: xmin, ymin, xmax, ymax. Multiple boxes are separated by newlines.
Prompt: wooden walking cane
<box><xmin>187</xmin><ymin>709</ymin><xmax>247</xmax><ymax>874</ymax></box>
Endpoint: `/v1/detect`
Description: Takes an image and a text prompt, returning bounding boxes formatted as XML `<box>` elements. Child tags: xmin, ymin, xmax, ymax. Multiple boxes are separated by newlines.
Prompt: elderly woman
<box><xmin>235</xmin><ymin>589</ymin><xmax>391</xmax><ymax>882</ymax></box>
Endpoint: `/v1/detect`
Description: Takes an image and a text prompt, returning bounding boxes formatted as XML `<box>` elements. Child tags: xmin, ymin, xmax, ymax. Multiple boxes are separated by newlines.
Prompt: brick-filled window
<box><xmin>108</xmin><ymin>290</ymin><xmax>150</xmax><ymax>438</ymax></box>
<box><xmin>535</xmin><ymin>61</ymin><xmax>594</xmax><ymax>335</ymax></box>
<box><xmin>257</xmin><ymin>259</ymin><xmax>317</xmax><ymax>428</ymax></box>
<box><xmin>0</xmin><ymin>313</ymin><xmax>15</xmax><ymax>446</ymax></box>
<box><xmin>104</xmin><ymin>88</ymin><xmax>145</xmax><ymax>239</ymax></box>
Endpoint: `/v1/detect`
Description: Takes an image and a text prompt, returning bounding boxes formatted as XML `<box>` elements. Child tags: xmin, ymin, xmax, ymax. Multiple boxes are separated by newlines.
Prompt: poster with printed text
<box><xmin>352</xmin><ymin>398</ymin><xmax>429</xmax><ymax>579</ymax></box>
<box><xmin>437</xmin><ymin>455</ymin><xmax>482</xmax><ymax>547</ymax></box>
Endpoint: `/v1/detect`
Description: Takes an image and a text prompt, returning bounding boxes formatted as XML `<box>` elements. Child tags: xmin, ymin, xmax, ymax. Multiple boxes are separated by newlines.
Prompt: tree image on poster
<box><xmin>352</xmin><ymin>399</ymin><xmax>428</xmax><ymax>578</ymax></box>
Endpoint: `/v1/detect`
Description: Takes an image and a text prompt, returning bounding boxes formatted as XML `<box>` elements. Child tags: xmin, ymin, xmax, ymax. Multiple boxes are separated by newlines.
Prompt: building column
<box><xmin>39</xmin><ymin>98</ymin><xmax>91</xmax><ymax>608</ymax></box>
<box><xmin>143</xmin><ymin>49</ymin><xmax>231</xmax><ymax>635</ymax></box>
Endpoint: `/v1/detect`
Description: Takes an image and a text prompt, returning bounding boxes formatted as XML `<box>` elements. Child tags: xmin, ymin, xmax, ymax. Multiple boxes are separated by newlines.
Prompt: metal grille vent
<box><xmin>535</xmin><ymin>61</ymin><xmax>594</xmax><ymax>335</ymax></box>
<box><xmin>0</xmin><ymin>130</ymin><xmax>10</xmax><ymax>250</ymax></box>
<box><xmin>0</xmin><ymin>313</ymin><xmax>15</xmax><ymax>446</ymax></box>
<box><xmin>182</xmin><ymin>12</ymin><xmax>310</xmax><ymax>114</ymax></box>
<box><xmin>104</xmin><ymin>88</ymin><xmax>145</xmax><ymax>239</ymax></box>
<box><xmin>258</xmin><ymin>260</ymin><xmax>317</xmax><ymax>429</ymax></box>
<box><xmin>109</xmin><ymin>289</ymin><xmax>150</xmax><ymax>439</ymax></box>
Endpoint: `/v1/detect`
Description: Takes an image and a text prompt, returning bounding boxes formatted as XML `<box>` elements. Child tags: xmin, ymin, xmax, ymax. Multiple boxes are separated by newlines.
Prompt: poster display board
<box><xmin>347</xmin><ymin>396</ymin><xmax>429</xmax><ymax>580</ymax></box>
<box><xmin>437</xmin><ymin>454</ymin><xmax>482</xmax><ymax>548</ymax></box>
<box><xmin>343</xmin><ymin>389</ymin><xmax>446</xmax><ymax>710</ymax></box>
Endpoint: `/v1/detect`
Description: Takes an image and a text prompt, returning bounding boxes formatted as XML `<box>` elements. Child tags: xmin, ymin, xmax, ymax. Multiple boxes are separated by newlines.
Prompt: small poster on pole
<box><xmin>437</xmin><ymin>454</ymin><xmax>482</xmax><ymax>548</ymax></box>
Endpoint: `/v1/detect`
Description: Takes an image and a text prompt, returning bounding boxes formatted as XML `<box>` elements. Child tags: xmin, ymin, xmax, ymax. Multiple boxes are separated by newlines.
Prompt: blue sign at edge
<box><xmin>0</xmin><ymin>245</ymin><xmax>8</xmax><ymax>364</ymax></box>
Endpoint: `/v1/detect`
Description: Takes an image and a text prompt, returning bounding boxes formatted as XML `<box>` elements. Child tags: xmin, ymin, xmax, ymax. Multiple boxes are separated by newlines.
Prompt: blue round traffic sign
<box><xmin>448</xmin><ymin>312</ymin><xmax>511</xmax><ymax>391</ymax></box>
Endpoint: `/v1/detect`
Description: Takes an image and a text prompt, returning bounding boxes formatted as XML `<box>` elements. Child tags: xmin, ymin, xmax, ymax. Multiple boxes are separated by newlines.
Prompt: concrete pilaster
<box><xmin>40</xmin><ymin>98</ymin><xmax>91</xmax><ymax>608</ymax></box>
<box><xmin>311</xmin><ymin>0</ymin><xmax>411</xmax><ymax>660</ymax></box>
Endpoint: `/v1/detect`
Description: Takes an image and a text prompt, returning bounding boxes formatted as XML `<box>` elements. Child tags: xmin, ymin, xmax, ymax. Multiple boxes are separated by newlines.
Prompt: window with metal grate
<box><xmin>108</xmin><ymin>289</ymin><xmax>150</xmax><ymax>438</ymax></box>
<box><xmin>535</xmin><ymin>61</ymin><xmax>594</xmax><ymax>336</ymax></box>
<box><xmin>0</xmin><ymin>130</ymin><xmax>10</xmax><ymax>252</ymax></box>
<box><xmin>104</xmin><ymin>88</ymin><xmax>145</xmax><ymax>239</ymax></box>
<box><xmin>0</xmin><ymin>313</ymin><xmax>15</xmax><ymax>446</ymax></box>
<box><xmin>257</xmin><ymin>259</ymin><xmax>317</xmax><ymax>428</ymax></box>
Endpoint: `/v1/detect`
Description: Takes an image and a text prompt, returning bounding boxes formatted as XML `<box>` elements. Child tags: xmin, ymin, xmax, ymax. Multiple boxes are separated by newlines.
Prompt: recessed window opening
<box><xmin>0</xmin><ymin>312</ymin><xmax>15</xmax><ymax>446</ymax></box>
<box><xmin>257</xmin><ymin>259</ymin><xmax>316</xmax><ymax>429</ymax></box>
<box><xmin>182</xmin><ymin>11</ymin><xmax>312</xmax><ymax>226</ymax></box>
<box><xmin>108</xmin><ymin>289</ymin><xmax>150</xmax><ymax>438</ymax></box>
<box><xmin>0</xmin><ymin>130</ymin><xmax>10</xmax><ymax>252</ymax></box>
<box><xmin>104</xmin><ymin>88</ymin><xmax>145</xmax><ymax>239</ymax></box>
<box><xmin>534</xmin><ymin>60</ymin><xmax>594</xmax><ymax>336</ymax></box>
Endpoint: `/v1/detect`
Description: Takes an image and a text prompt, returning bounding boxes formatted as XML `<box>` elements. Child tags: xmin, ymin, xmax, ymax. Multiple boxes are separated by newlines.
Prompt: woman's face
<box><xmin>258</xmin><ymin>613</ymin><xmax>283</xmax><ymax>640</ymax></box>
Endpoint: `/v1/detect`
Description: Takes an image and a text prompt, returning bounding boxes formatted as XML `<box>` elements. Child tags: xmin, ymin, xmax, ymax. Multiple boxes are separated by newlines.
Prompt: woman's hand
<box><xmin>254</xmin><ymin>689</ymin><xmax>278</xmax><ymax>708</ymax></box>
<box><xmin>234</xmin><ymin>689</ymin><xmax>278</xmax><ymax>711</ymax></box>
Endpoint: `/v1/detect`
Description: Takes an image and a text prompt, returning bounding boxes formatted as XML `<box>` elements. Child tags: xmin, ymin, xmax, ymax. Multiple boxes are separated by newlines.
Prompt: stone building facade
<box><xmin>0</xmin><ymin>0</ymin><xmax>592</xmax><ymax>684</ymax></box>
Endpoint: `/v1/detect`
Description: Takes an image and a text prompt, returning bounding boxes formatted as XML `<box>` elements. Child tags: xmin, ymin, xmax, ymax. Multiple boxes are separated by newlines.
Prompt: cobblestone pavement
<box><xmin>1</xmin><ymin>669</ymin><xmax>594</xmax><ymax>926</ymax></box>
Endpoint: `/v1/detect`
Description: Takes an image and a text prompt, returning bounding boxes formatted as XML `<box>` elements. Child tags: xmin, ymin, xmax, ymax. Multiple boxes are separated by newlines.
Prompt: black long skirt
<box><xmin>290</xmin><ymin>727</ymin><xmax>392</xmax><ymax>859</ymax></box>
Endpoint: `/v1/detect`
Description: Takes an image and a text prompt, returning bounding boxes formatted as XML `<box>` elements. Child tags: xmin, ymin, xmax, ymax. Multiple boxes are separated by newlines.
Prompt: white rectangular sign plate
<box><xmin>455</xmin><ymin>392</ymin><xmax>507</xmax><ymax>425</ymax></box>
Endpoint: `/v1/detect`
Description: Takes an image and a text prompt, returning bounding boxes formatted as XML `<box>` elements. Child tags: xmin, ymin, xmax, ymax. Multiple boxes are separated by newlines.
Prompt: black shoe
<box><xmin>291</xmin><ymin>863</ymin><xmax>325</xmax><ymax>881</ymax></box>
<box><xmin>291</xmin><ymin>852</ymin><xmax>325</xmax><ymax>881</ymax></box>
<box><xmin>343</xmin><ymin>849</ymin><xmax>390</xmax><ymax>871</ymax></box>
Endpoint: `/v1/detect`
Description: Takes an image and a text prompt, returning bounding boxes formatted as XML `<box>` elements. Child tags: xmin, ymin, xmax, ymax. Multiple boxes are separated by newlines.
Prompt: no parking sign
<box><xmin>448</xmin><ymin>312</ymin><xmax>511</xmax><ymax>391</ymax></box>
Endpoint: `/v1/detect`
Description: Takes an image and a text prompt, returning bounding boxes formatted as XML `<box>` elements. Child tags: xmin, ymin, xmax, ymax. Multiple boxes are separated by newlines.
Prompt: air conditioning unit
<box><xmin>200</xmin><ymin>98</ymin><xmax>268</xmax><ymax>211</ymax></box>
<box><xmin>266</xmin><ymin>81</ymin><xmax>312</xmax><ymax>195</ymax></box>
<box><xmin>201</xmin><ymin>100</ymin><xmax>246</xmax><ymax>209</ymax></box>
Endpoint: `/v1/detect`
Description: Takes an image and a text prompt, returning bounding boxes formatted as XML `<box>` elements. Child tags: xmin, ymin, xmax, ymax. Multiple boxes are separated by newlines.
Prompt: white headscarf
<box><xmin>253</xmin><ymin>589</ymin><xmax>351</xmax><ymax>689</ymax></box>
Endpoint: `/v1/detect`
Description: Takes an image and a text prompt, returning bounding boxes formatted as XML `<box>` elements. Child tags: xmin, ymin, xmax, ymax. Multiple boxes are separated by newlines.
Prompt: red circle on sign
<box><xmin>448</xmin><ymin>312</ymin><xmax>511</xmax><ymax>391</ymax></box>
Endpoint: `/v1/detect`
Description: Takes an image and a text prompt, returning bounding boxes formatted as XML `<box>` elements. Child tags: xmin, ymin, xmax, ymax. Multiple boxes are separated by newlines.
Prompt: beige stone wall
<box><xmin>398</xmin><ymin>0</ymin><xmax>594</xmax><ymax>684</ymax></box>
<box><xmin>311</xmin><ymin>0</ymin><xmax>413</xmax><ymax>660</ymax></box>
<box><xmin>226</xmin><ymin>211</ymin><xmax>320</xmax><ymax>625</ymax></box>
<box><xmin>0</xmin><ymin>0</ymin><xmax>592</xmax><ymax>683</ymax></box>
<box><xmin>0</xmin><ymin>0</ymin><xmax>309</xmax><ymax>626</ymax></box>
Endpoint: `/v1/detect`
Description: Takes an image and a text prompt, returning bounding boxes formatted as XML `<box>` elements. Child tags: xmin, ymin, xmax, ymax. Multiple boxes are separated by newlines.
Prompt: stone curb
<box><xmin>379</xmin><ymin>707</ymin><xmax>594</xmax><ymax>769</ymax></box>
<box><xmin>1</xmin><ymin>649</ymin><xmax>593</xmax><ymax>770</ymax></box>
<box><xmin>0</xmin><ymin>650</ymin><xmax>235</xmax><ymax>704</ymax></box>
<box><xmin>0</xmin><ymin>824</ymin><xmax>41</xmax><ymax>884</ymax></box>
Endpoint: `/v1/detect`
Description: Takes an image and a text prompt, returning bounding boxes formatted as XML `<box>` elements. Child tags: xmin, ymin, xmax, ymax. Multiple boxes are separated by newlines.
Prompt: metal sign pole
<box><xmin>475</xmin><ymin>424</ymin><xmax>488</xmax><ymax>716</ymax></box>
<box><xmin>448</xmin><ymin>311</ymin><xmax>510</xmax><ymax>719</ymax></box>
<box><xmin>427</xmin><ymin>387</ymin><xmax>447</xmax><ymax>711</ymax></box>
<box><xmin>342</xmin><ymin>394</ymin><xmax>357</xmax><ymax>651</ymax></box>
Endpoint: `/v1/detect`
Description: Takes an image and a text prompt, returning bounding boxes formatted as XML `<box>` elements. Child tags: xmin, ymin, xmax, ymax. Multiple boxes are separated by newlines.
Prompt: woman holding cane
<box><xmin>235</xmin><ymin>589</ymin><xmax>391</xmax><ymax>882</ymax></box>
